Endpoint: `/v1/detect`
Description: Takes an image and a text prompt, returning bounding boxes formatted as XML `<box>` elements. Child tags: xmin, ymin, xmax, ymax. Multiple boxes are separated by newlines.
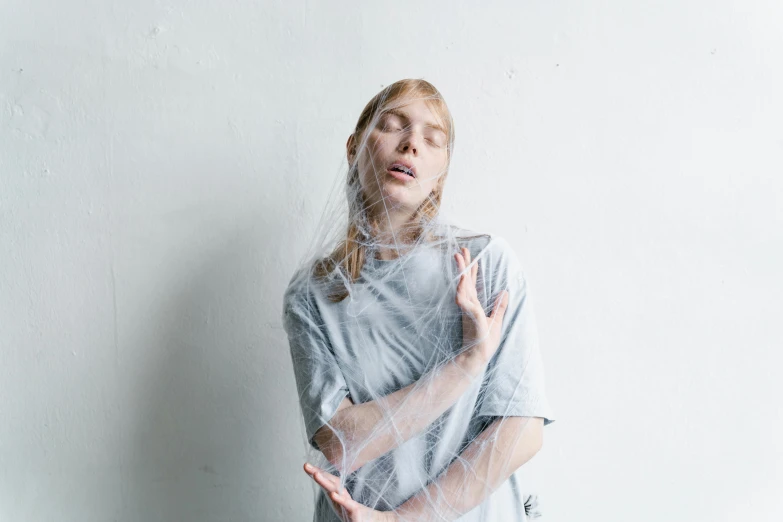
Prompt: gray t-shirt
<box><xmin>283</xmin><ymin>231</ymin><xmax>555</xmax><ymax>521</ymax></box>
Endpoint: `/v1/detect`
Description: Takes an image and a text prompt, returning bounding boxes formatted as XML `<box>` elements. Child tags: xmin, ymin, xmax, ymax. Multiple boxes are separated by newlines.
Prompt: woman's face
<box><xmin>348</xmin><ymin>98</ymin><xmax>449</xmax><ymax>217</ymax></box>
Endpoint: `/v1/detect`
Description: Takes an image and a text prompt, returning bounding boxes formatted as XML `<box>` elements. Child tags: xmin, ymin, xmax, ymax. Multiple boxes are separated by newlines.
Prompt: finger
<box><xmin>456</xmin><ymin>284</ymin><xmax>483</xmax><ymax>315</ymax></box>
<box><xmin>456</xmin><ymin>250</ymin><xmax>475</xmax><ymax>290</ymax></box>
<box><xmin>489</xmin><ymin>290</ymin><xmax>509</xmax><ymax>321</ymax></box>
<box><xmin>461</xmin><ymin>248</ymin><xmax>479</xmax><ymax>296</ymax></box>
<box><xmin>454</xmin><ymin>252</ymin><xmax>464</xmax><ymax>272</ymax></box>
<box><xmin>305</xmin><ymin>464</ymin><xmax>342</xmax><ymax>490</ymax></box>
<box><xmin>459</xmin><ymin>269</ymin><xmax>473</xmax><ymax>299</ymax></box>
<box><xmin>312</xmin><ymin>471</ymin><xmax>344</xmax><ymax>495</ymax></box>
<box><xmin>317</xmin><ymin>470</ymin><xmax>341</xmax><ymax>488</ymax></box>
<box><xmin>460</xmin><ymin>251</ymin><xmax>470</xmax><ymax>279</ymax></box>
<box><xmin>455</xmin><ymin>254</ymin><xmax>470</xmax><ymax>303</ymax></box>
<box><xmin>304</xmin><ymin>462</ymin><xmax>335</xmax><ymax>482</ymax></box>
<box><xmin>469</xmin><ymin>265</ymin><xmax>479</xmax><ymax>303</ymax></box>
<box><xmin>330</xmin><ymin>490</ymin><xmax>362</xmax><ymax>512</ymax></box>
<box><xmin>312</xmin><ymin>472</ymin><xmax>332</xmax><ymax>492</ymax></box>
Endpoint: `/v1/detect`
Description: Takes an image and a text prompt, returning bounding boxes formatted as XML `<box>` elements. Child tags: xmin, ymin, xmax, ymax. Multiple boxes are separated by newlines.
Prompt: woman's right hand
<box><xmin>454</xmin><ymin>247</ymin><xmax>509</xmax><ymax>365</ymax></box>
<box><xmin>304</xmin><ymin>463</ymin><xmax>397</xmax><ymax>522</ymax></box>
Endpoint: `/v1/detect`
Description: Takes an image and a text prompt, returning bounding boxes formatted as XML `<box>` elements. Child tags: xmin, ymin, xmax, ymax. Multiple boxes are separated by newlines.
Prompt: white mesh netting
<box><xmin>282</xmin><ymin>79</ymin><xmax>554</xmax><ymax>522</ymax></box>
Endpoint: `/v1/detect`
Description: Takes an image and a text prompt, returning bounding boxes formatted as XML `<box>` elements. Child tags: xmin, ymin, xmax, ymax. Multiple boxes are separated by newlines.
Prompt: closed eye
<box><xmin>379</xmin><ymin>114</ymin><xmax>403</xmax><ymax>132</ymax></box>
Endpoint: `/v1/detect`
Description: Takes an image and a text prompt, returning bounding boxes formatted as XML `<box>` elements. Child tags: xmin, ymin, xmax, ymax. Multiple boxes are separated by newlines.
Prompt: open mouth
<box><xmin>388</xmin><ymin>163</ymin><xmax>415</xmax><ymax>177</ymax></box>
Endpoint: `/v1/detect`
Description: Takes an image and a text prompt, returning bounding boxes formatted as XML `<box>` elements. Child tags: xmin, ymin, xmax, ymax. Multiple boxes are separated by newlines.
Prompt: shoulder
<box><xmin>482</xmin><ymin>236</ymin><xmax>525</xmax><ymax>279</ymax></box>
<box><xmin>438</xmin><ymin>224</ymin><xmax>515</xmax><ymax>255</ymax></box>
<box><xmin>434</xmin><ymin>223</ymin><xmax>493</xmax><ymax>254</ymax></box>
<box><xmin>452</xmin><ymin>230</ymin><xmax>528</xmax><ymax>290</ymax></box>
<box><xmin>448</xmin><ymin>228</ymin><xmax>521</xmax><ymax>269</ymax></box>
<box><xmin>434</xmin><ymin>222</ymin><xmax>523</xmax><ymax>265</ymax></box>
<box><xmin>484</xmin><ymin>236</ymin><xmax>523</xmax><ymax>272</ymax></box>
<box><xmin>282</xmin><ymin>263</ymin><xmax>321</xmax><ymax>317</ymax></box>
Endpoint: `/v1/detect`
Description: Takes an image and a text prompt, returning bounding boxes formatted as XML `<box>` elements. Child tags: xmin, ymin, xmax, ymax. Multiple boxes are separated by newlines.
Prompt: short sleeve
<box><xmin>476</xmin><ymin>238</ymin><xmax>555</xmax><ymax>426</ymax></box>
<box><xmin>282</xmin><ymin>282</ymin><xmax>351</xmax><ymax>448</ymax></box>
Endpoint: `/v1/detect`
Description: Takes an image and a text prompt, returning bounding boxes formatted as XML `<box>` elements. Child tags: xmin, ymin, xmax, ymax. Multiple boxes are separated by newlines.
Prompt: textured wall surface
<box><xmin>1</xmin><ymin>1</ymin><xmax>781</xmax><ymax>521</ymax></box>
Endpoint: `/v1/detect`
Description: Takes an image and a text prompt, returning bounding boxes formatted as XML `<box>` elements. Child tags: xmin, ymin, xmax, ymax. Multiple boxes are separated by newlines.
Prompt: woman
<box><xmin>283</xmin><ymin>79</ymin><xmax>555</xmax><ymax>521</ymax></box>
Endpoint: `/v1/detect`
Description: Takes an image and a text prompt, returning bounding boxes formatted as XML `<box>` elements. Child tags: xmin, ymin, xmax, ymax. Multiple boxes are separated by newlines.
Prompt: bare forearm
<box><xmin>317</xmin><ymin>350</ymin><xmax>488</xmax><ymax>474</ymax></box>
<box><xmin>394</xmin><ymin>416</ymin><xmax>543</xmax><ymax>522</ymax></box>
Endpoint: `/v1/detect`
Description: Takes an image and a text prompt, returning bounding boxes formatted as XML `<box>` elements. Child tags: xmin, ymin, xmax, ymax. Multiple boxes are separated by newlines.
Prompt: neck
<box><xmin>369</xmin><ymin>208</ymin><xmax>418</xmax><ymax>260</ymax></box>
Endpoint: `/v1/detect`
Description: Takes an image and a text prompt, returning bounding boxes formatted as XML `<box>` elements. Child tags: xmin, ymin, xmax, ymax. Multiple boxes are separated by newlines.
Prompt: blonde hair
<box><xmin>314</xmin><ymin>79</ymin><xmax>455</xmax><ymax>302</ymax></box>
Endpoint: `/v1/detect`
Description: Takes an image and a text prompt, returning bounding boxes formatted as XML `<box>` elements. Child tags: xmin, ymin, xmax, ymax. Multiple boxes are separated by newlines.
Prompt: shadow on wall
<box><xmin>122</xmin><ymin>206</ymin><xmax>311</xmax><ymax>521</ymax></box>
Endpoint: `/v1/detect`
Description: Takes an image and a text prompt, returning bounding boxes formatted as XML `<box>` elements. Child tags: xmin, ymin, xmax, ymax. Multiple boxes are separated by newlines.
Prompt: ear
<box><xmin>346</xmin><ymin>134</ymin><xmax>357</xmax><ymax>166</ymax></box>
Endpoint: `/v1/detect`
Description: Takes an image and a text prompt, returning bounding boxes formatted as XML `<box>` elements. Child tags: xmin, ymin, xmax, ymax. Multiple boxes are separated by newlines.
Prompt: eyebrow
<box><xmin>384</xmin><ymin>108</ymin><xmax>448</xmax><ymax>136</ymax></box>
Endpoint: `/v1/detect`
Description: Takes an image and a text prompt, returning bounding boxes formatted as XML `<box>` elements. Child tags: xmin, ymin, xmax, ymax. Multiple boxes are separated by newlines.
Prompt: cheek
<box><xmin>423</xmin><ymin>159</ymin><xmax>447</xmax><ymax>189</ymax></box>
<box><xmin>369</xmin><ymin>133</ymin><xmax>394</xmax><ymax>158</ymax></box>
<box><xmin>357</xmin><ymin>148</ymin><xmax>376</xmax><ymax>183</ymax></box>
<box><xmin>358</xmin><ymin>168</ymin><xmax>376</xmax><ymax>193</ymax></box>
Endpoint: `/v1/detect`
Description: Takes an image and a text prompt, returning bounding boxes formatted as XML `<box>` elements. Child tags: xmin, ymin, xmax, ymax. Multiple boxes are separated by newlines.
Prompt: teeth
<box><xmin>392</xmin><ymin>165</ymin><xmax>413</xmax><ymax>176</ymax></box>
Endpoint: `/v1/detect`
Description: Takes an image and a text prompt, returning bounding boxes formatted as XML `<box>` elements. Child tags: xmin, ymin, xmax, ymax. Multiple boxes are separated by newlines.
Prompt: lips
<box><xmin>388</xmin><ymin>161</ymin><xmax>416</xmax><ymax>178</ymax></box>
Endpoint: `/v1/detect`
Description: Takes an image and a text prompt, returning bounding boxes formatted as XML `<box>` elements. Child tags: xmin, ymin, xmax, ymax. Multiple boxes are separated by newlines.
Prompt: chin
<box><xmin>382</xmin><ymin>187</ymin><xmax>424</xmax><ymax>208</ymax></box>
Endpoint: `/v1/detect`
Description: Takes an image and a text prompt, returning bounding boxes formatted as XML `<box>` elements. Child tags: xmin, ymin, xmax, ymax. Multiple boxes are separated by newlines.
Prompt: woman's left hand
<box><xmin>303</xmin><ymin>463</ymin><xmax>397</xmax><ymax>522</ymax></box>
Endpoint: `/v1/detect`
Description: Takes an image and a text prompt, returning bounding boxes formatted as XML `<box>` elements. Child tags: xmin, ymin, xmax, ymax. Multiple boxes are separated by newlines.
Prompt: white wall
<box><xmin>1</xmin><ymin>1</ymin><xmax>781</xmax><ymax>521</ymax></box>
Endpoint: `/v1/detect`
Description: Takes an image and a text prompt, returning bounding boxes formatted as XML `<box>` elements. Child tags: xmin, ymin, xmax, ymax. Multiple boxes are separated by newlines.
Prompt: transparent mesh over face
<box><xmin>282</xmin><ymin>80</ymin><xmax>554</xmax><ymax>522</ymax></box>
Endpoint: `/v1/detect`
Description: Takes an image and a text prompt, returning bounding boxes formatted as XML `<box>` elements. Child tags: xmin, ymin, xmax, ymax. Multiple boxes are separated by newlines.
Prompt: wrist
<box><xmin>454</xmin><ymin>347</ymin><xmax>489</xmax><ymax>375</ymax></box>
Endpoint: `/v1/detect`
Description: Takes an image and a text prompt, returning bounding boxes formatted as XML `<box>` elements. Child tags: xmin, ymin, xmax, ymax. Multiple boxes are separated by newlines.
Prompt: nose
<box><xmin>399</xmin><ymin>131</ymin><xmax>420</xmax><ymax>155</ymax></box>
